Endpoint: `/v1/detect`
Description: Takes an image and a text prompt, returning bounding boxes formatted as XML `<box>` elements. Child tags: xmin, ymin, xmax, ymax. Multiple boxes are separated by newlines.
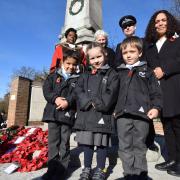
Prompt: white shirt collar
<box><xmin>68</xmin><ymin>43</ymin><xmax>76</xmax><ymax>49</ymax></box>
<box><xmin>156</xmin><ymin>36</ymin><xmax>167</xmax><ymax>53</ymax></box>
<box><xmin>126</xmin><ymin>60</ymin><xmax>140</xmax><ymax>70</ymax></box>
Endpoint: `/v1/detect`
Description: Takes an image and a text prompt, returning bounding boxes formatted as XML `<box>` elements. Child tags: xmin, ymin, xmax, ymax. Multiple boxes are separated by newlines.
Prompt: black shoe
<box><xmin>124</xmin><ymin>175</ymin><xmax>133</xmax><ymax>180</ymax></box>
<box><xmin>124</xmin><ymin>172</ymin><xmax>148</xmax><ymax>180</ymax></box>
<box><xmin>41</xmin><ymin>171</ymin><xmax>51</xmax><ymax>180</ymax></box>
<box><xmin>41</xmin><ymin>170</ymin><xmax>66</xmax><ymax>180</ymax></box>
<box><xmin>139</xmin><ymin>171</ymin><xmax>148</xmax><ymax>180</ymax></box>
<box><xmin>167</xmin><ymin>163</ymin><xmax>180</xmax><ymax>177</ymax></box>
<box><xmin>148</xmin><ymin>143</ymin><xmax>159</xmax><ymax>152</ymax></box>
<box><xmin>92</xmin><ymin>168</ymin><xmax>107</xmax><ymax>180</ymax></box>
<box><xmin>124</xmin><ymin>174</ymin><xmax>139</xmax><ymax>180</ymax></box>
<box><xmin>79</xmin><ymin>167</ymin><xmax>91</xmax><ymax>180</ymax></box>
<box><xmin>155</xmin><ymin>160</ymin><xmax>176</xmax><ymax>171</ymax></box>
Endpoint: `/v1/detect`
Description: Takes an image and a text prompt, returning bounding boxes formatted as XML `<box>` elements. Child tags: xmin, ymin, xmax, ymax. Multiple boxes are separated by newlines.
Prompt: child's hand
<box><xmin>55</xmin><ymin>97</ymin><xmax>66</xmax><ymax>106</ymax></box>
<box><xmin>147</xmin><ymin>108</ymin><xmax>159</xmax><ymax>119</ymax></box>
<box><xmin>59</xmin><ymin>100</ymin><xmax>68</xmax><ymax>110</ymax></box>
<box><xmin>56</xmin><ymin>99</ymin><xmax>68</xmax><ymax>110</ymax></box>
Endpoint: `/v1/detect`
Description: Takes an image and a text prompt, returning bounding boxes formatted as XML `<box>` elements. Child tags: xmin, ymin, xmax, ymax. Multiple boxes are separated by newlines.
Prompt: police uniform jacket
<box><xmin>114</xmin><ymin>62</ymin><xmax>162</xmax><ymax>120</ymax></box>
<box><xmin>74</xmin><ymin>65</ymin><xmax>119</xmax><ymax>134</ymax></box>
<box><xmin>42</xmin><ymin>70</ymin><xmax>79</xmax><ymax>125</ymax></box>
<box><xmin>145</xmin><ymin>37</ymin><xmax>180</xmax><ymax>117</ymax></box>
<box><xmin>106</xmin><ymin>47</ymin><xmax>116</xmax><ymax>68</ymax></box>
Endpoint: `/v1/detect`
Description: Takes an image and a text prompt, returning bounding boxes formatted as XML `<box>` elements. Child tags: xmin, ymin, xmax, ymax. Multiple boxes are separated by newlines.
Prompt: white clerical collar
<box><xmin>126</xmin><ymin>60</ymin><xmax>140</xmax><ymax>69</ymax></box>
<box><xmin>156</xmin><ymin>36</ymin><xmax>167</xmax><ymax>53</ymax></box>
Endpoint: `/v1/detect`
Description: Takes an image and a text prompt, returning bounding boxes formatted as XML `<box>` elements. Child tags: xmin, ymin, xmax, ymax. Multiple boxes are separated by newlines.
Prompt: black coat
<box><xmin>145</xmin><ymin>37</ymin><xmax>180</xmax><ymax>117</ymax></box>
<box><xmin>74</xmin><ymin>65</ymin><xmax>119</xmax><ymax>134</ymax></box>
<box><xmin>114</xmin><ymin>62</ymin><xmax>162</xmax><ymax>120</ymax></box>
<box><xmin>0</xmin><ymin>114</ymin><xmax>5</xmax><ymax>124</ymax></box>
<box><xmin>114</xmin><ymin>43</ymin><xmax>123</xmax><ymax>67</ymax></box>
<box><xmin>42</xmin><ymin>70</ymin><xmax>79</xmax><ymax>125</ymax></box>
<box><xmin>106</xmin><ymin>47</ymin><xmax>116</xmax><ymax>68</ymax></box>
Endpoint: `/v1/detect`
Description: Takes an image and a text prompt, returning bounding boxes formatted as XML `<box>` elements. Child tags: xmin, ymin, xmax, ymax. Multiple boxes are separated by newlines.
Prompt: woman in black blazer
<box><xmin>145</xmin><ymin>10</ymin><xmax>180</xmax><ymax>177</ymax></box>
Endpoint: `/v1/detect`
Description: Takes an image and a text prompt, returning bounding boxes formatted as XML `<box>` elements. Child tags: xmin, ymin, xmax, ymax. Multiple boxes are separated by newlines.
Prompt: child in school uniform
<box><xmin>114</xmin><ymin>36</ymin><xmax>162</xmax><ymax>180</ymax></box>
<box><xmin>42</xmin><ymin>49</ymin><xmax>80</xmax><ymax>180</ymax></box>
<box><xmin>73</xmin><ymin>42</ymin><xmax>119</xmax><ymax>180</ymax></box>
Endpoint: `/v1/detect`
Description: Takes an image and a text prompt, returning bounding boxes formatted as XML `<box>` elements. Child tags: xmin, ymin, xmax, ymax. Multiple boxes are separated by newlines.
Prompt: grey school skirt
<box><xmin>75</xmin><ymin>131</ymin><xmax>111</xmax><ymax>147</ymax></box>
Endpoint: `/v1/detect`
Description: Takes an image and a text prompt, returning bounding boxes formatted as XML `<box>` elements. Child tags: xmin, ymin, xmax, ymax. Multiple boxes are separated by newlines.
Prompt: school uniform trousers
<box><xmin>117</xmin><ymin>115</ymin><xmax>149</xmax><ymax>175</ymax></box>
<box><xmin>48</xmin><ymin>122</ymin><xmax>71</xmax><ymax>170</ymax></box>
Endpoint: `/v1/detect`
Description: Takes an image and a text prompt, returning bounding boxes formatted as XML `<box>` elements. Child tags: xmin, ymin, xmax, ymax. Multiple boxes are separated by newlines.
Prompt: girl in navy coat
<box><xmin>42</xmin><ymin>50</ymin><xmax>80</xmax><ymax>180</ymax></box>
<box><xmin>74</xmin><ymin>42</ymin><xmax>119</xmax><ymax>180</ymax></box>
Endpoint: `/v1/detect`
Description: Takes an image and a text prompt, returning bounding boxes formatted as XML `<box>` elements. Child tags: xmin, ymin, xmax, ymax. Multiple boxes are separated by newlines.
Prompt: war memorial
<box><xmin>0</xmin><ymin>0</ymin><xmax>179</xmax><ymax>179</ymax></box>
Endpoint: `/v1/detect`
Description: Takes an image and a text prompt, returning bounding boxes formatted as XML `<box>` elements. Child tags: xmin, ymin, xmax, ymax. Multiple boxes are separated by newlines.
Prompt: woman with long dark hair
<box><xmin>145</xmin><ymin>10</ymin><xmax>180</xmax><ymax>177</ymax></box>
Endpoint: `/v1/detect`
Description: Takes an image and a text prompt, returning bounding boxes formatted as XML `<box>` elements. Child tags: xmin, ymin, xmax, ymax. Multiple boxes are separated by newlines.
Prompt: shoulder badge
<box><xmin>139</xmin><ymin>71</ymin><xmax>146</xmax><ymax>78</ymax></box>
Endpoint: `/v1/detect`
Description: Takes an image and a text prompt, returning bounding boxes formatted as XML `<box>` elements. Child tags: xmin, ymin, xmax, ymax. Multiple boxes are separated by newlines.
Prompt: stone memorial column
<box><xmin>61</xmin><ymin>0</ymin><xmax>102</xmax><ymax>44</ymax></box>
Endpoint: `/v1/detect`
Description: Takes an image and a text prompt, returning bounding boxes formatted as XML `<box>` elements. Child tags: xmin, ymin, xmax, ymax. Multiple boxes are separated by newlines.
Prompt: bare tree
<box><xmin>11</xmin><ymin>66</ymin><xmax>37</xmax><ymax>80</ymax></box>
<box><xmin>0</xmin><ymin>93</ymin><xmax>9</xmax><ymax>114</ymax></box>
<box><xmin>11</xmin><ymin>66</ymin><xmax>49</xmax><ymax>81</ymax></box>
<box><xmin>172</xmin><ymin>0</ymin><xmax>180</xmax><ymax>17</ymax></box>
<box><xmin>165</xmin><ymin>0</ymin><xmax>180</xmax><ymax>18</ymax></box>
<box><xmin>34</xmin><ymin>68</ymin><xmax>49</xmax><ymax>82</ymax></box>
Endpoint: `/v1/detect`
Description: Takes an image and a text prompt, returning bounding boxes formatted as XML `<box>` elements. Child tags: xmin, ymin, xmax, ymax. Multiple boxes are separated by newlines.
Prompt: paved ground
<box><xmin>0</xmin><ymin>141</ymin><xmax>180</xmax><ymax>180</ymax></box>
<box><xmin>0</xmin><ymin>125</ymin><xmax>180</xmax><ymax>180</ymax></box>
<box><xmin>1</xmin><ymin>157</ymin><xmax>180</xmax><ymax>180</ymax></box>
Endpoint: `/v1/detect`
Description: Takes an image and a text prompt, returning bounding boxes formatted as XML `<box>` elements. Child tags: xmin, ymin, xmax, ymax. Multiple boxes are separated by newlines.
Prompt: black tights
<box><xmin>82</xmin><ymin>145</ymin><xmax>107</xmax><ymax>169</ymax></box>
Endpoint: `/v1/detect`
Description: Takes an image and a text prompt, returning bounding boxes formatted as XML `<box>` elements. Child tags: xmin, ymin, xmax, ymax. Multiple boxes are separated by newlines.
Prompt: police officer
<box><xmin>115</xmin><ymin>15</ymin><xmax>137</xmax><ymax>66</ymax></box>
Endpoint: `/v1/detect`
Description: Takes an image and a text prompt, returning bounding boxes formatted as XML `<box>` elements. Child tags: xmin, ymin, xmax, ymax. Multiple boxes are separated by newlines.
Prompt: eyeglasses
<box><xmin>122</xmin><ymin>22</ymin><xmax>135</xmax><ymax>29</ymax></box>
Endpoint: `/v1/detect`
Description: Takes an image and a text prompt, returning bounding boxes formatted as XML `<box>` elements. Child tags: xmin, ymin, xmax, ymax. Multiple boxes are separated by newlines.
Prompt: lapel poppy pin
<box><xmin>56</xmin><ymin>77</ymin><xmax>61</xmax><ymax>83</ymax></box>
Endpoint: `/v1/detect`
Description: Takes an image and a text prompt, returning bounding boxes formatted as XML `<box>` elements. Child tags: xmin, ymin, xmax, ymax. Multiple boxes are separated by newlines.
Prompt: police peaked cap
<box><xmin>119</xmin><ymin>15</ymin><xmax>137</xmax><ymax>28</ymax></box>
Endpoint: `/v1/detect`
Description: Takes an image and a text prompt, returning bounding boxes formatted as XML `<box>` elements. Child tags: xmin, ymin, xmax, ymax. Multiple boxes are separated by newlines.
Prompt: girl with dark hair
<box><xmin>145</xmin><ymin>10</ymin><xmax>180</xmax><ymax>177</ymax></box>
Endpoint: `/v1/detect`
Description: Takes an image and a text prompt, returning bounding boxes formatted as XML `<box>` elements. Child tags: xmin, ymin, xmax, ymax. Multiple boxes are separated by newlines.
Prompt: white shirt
<box><xmin>156</xmin><ymin>36</ymin><xmax>167</xmax><ymax>53</ymax></box>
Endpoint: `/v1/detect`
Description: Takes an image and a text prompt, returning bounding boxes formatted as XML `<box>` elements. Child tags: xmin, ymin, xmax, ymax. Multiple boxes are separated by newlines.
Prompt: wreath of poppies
<box><xmin>69</xmin><ymin>0</ymin><xmax>84</xmax><ymax>16</ymax></box>
<box><xmin>0</xmin><ymin>126</ymin><xmax>48</xmax><ymax>172</ymax></box>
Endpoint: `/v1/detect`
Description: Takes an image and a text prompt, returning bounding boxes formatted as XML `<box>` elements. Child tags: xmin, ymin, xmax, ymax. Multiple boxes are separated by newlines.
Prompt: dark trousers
<box><xmin>48</xmin><ymin>122</ymin><xmax>71</xmax><ymax>171</ymax></box>
<box><xmin>145</xmin><ymin>120</ymin><xmax>155</xmax><ymax>148</ymax></box>
<box><xmin>162</xmin><ymin>116</ymin><xmax>180</xmax><ymax>162</ymax></box>
<box><xmin>117</xmin><ymin>116</ymin><xmax>149</xmax><ymax>175</ymax></box>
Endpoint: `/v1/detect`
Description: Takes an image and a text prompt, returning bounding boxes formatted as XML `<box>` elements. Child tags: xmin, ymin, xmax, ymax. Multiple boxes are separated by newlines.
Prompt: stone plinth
<box><xmin>7</xmin><ymin>77</ymin><xmax>31</xmax><ymax>127</ymax></box>
<box><xmin>28</xmin><ymin>81</ymin><xmax>46</xmax><ymax>125</ymax></box>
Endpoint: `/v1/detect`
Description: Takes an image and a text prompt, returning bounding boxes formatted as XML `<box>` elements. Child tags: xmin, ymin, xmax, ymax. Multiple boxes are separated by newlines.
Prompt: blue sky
<box><xmin>0</xmin><ymin>0</ymin><xmax>172</xmax><ymax>98</ymax></box>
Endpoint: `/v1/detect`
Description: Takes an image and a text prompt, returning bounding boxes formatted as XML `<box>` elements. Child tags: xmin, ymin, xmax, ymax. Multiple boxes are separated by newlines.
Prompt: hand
<box><xmin>56</xmin><ymin>100</ymin><xmax>68</xmax><ymax>110</ymax></box>
<box><xmin>153</xmin><ymin>67</ymin><xmax>164</xmax><ymax>79</ymax></box>
<box><xmin>55</xmin><ymin>97</ymin><xmax>66</xmax><ymax>106</ymax></box>
<box><xmin>60</xmin><ymin>100</ymin><xmax>68</xmax><ymax>109</ymax></box>
<box><xmin>147</xmin><ymin>108</ymin><xmax>159</xmax><ymax>119</ymax></box>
